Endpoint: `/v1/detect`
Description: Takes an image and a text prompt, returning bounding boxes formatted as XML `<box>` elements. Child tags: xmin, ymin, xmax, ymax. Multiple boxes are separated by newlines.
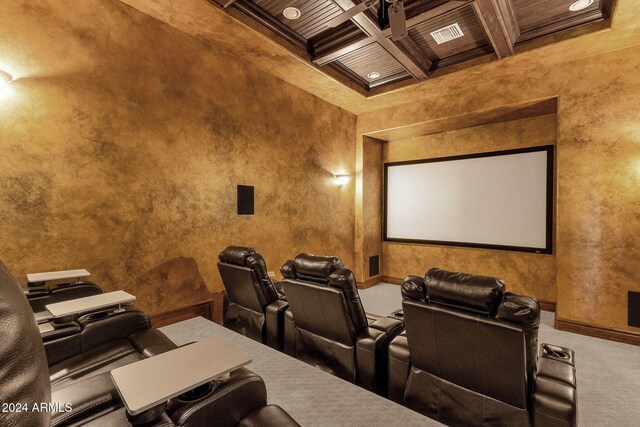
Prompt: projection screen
<box><xmin>384</xmin><ymin>146</ymin><xmax>553</xmax><ymax>253</ymax></box>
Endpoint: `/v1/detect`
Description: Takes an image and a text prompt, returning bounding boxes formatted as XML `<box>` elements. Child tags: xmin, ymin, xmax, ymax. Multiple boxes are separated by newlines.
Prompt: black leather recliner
<box><xmin>281</xmin><ymin>253</ymin><xmax>403</xmax><ymax>395</ymax></box>
<box><xmin>389</xmin><ymin>268</ymin><xmax>577</xmax><ymax>427</ymax></box>
<box><xmin>218</xmin><ymin>246</ymin><xmax>288</xmax><ymax>350</ymax></box>
<box><xmin>0</xmin><ymin>259</ymin><xmax>300</xmax><ymax>427</ymax></box>
<box><xmin>26</xmin><ymin>280</ymin><xmax>103</xmax><ymax>314</ymax></box>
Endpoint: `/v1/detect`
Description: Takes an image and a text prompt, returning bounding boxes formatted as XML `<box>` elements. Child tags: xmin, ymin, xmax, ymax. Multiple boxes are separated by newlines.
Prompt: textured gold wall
<box><xmin>355</xmin><ymin>137</ymin><xmax>384</xmax><ymax>285</ymax></box>
<box><xmin>0</xmin><ymin>0</ymin><xmax>356</xmax><ymax>316</ymax></box>
<box><xmin>382</xmin><ymin>115</ymin><xmax>557</xmax><ymax>302</ymax></box>
<box><xmin>358</xmin><ymin>45</ymin><xmax>640</xmax><ymax>334</ymax></box>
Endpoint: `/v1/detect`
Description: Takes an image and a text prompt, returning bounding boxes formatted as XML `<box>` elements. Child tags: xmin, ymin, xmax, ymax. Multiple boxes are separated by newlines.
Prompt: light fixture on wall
<box><xmin>0</xmin><ymin>70</ymin><xmax>13</xmax><ymax>91</ymax></box>
<box><xmin>334</xmin><ymin>174</ymin><xmax>350</xmax><ymax>187</ymax></box>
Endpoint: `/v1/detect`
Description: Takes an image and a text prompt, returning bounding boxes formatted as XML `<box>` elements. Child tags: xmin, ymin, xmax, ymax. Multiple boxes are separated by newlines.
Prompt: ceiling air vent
<box><xmin>430</xmin><ymin>23</ymin><xmax>464</xmax><ymax>44</ymax></box>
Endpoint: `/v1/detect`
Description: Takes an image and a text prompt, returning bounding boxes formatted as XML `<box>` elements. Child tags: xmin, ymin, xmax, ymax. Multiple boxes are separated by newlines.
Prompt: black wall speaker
<box><xmin>629</xmin><ymin>291</ymin><xmax>640</xmax><ymax>327</ymax></box>
<box><xmin>237</xmin><ymin>185</ymin><xmax>254</xmax><ymax>215</ymax></box>
<box><xmin>369</xmin><ymin>255</ymin><xmax>379</xmax><ymax>277</ymax></box>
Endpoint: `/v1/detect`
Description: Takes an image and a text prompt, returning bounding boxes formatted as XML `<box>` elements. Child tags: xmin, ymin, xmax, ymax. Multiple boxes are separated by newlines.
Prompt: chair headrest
<box><xmin>401</xmin><ymin>275</ymin><xmax>427</xmax><ymax>302</ymax></box>
<box><xmin>280</xmin><ymin>260</ymin><xmax>296</xmax><ymax>279</ymax></box>
<box><xmin>292</xmin><ymin>253</ymin><xmax>344</xmax><ymax>283</ymax></box>
<box><xmin>218</xmin><ymin>246</ymin><xmax>256</xmax><ymax>266</ymax></box>
<box><xmin>328</xmin><ymin>268</ymin><xmax>358</xmax><ymax>292</ymax></box>
<box><xmin>496</xmin><ymin>292</ymin><xmax>540</xmax><ymax>329</ymax></box>
<box><xmin>424</xmin><ymin>268</ymin><xmax>505</xmax><ymax>316</ymax></box>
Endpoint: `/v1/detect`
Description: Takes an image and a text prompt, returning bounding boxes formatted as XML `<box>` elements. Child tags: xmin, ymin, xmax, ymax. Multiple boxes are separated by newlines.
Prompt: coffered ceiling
<box><xmin>118</xmin><ymin>0</ymin><xmax>640</xmax><ymax>114</ymax></box>
<box><xmin>212</xmin><ymin>0</ymin><xmax>614</xmax><ymax>91</ymax></box>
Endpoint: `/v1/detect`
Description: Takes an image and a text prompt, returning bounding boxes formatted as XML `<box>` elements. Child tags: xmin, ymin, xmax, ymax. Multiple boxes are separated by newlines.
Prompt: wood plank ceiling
<box><xmin>213</xmin><ymin>0</ymin><xmax>615</xmax><ymax>92</ymax></box>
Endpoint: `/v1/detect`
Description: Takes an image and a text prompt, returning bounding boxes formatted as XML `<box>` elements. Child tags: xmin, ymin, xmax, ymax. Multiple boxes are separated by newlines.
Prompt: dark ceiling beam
<box><xmin>313</xmin><ymin>36</ymin><xmax>375</xmax><ymax>66</ymax></box>
<box><xmin>223</xmin><ymin>0</ymin><xmax>238</xmax><ymax>8</ymax></box>
<box><xmin>472</xmin><ymin>0</ymin><xmax>520</xmax><ymax>59</ymax></box>
<box><xmin>380</xmin><ymin>0</ymin><xmax>472</xmax><ymax>38</ymax></box>
<box><xmin>332</xmin><ymin>0</ymin><xmax>430</xmax><ymax>80</ymax></box>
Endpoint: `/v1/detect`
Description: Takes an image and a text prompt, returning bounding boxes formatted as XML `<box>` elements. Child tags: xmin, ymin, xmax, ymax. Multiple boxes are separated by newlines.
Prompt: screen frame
<box><xmin>383</xmin><ymin>145</ymin><xmax>554</xmax><ymax>254</ymax></box>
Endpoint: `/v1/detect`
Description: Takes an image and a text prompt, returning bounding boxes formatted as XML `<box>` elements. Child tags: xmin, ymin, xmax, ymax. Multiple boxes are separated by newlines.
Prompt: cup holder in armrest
<box><xmin>542</xmin><ymin>344</ymin><xmax>568</xmax><ymax>359</ymax></box>
<box><xmin>541</xmin><ymin>344</ymin><xmax>575</xmax><ymax>366</ymax></box>
<box><xmin>390</xmin><ymin>310</ymin><xmax>404</xmax><ymax>319</ymax></box>
<box><xmin>80</xmin><ymin>311</ymin><xmax>110</xmax><ymax>322</ymax></box>
<box><xmin>177</xmin><ymin>381</ymin><xmax>215</xmax><ymax>402</ymax></box>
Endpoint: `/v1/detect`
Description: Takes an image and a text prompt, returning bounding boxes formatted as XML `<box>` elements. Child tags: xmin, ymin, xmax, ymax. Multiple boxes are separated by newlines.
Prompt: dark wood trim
<box><xmin>382</xmin><ymin>276</ymin><xmax>403</xmax><ymax>285</ymax></box>
<box><xmin>472</xmin><ymin>0</ymin><xmax>519</xmax><ymax>59</ymax></box>
<box><xmin>516</xmin><ymin>9</ymin><xmax>606</xmax><ymax>44</ymax></box>
<box><xmin>383</xmin><ymin>145</ymin><xmax>555</xmax><ymax>254</ymax></box>
<box><xmin>233</xmin><ymin>0</ymin><xmax>307</xmax><ymax>51</ymax></box>
<box><xmin>556</xmin><ymin>318</ymin><xmax>640</xmax><ymax>346</ymax></box>
<box><xmin>313</xmin><ymin>37</ymin><xmax>374</xmax><ymax>66</ymax></box>
<box><xmin>212</xmin><ymin>291</ymin><xmax>225</xmax><ymax>325</ymax></box>
<box><xmin>223</xmin><ymin>0</ymin><xmax>238</xmax><ymax>8</ymax></box>
<box><xmin>380</xmin><ymin>0</ymin><xmax>472</xmax><ymax>38</ymax></box>
<box><xmin>539</xmin><ymin>299</ymin><xmax>556</xmax><ymax>313</ymax></box>
<box><xmin>394</xmin><ymin>37</ymin><xmax>433</xmax><ymax>72</ymax></box>
<box><xmin>433</xmin><ymin>44</ymin><xmax>494</xmax><ymax>69</ymax></box>
<box><xmin>150</xmin><ymin>299</ymin><xmax>213</xmax><ymax>328</ymax></box>
<box><xmin>601</xmin><ymin>0</ymin><xmax>616</xmax><ymax>19</ymax></box>
<box><xmin>368</xmin><ymin>71</ymin><xmax>413</xmax><ymax>89</ymax></box>
<box><xmin>358</xmin><ymin>275</ymin><xmax>383</xmax><ymax>289</ymax></box>
<box><xmin>333</xmin><ymin>0</ymin><xmax>429</xmax><ymax>80</ymax></box>
<box><xmin>328</xmin><ymin>62</ymin><xmax>370</xmax><ymax>90</ymax></box>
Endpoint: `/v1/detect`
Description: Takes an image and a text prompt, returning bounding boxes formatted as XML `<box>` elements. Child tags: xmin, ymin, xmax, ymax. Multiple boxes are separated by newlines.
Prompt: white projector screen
<box><xmin>384</xmin><ymin>146</ymin><xmax>553</xmax><ymax>253</ymax></box>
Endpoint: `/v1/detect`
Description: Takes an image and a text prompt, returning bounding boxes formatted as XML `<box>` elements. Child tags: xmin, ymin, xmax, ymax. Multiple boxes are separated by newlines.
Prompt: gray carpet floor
<box><xmin>161</xmin><ymin>317</ymin><xmax>441</xmax><ymax>427</ymax></box>
<box><xmin>359</xmin><ymin>283</ymin><xmax>640</xmax><ymax>427</ymax></box>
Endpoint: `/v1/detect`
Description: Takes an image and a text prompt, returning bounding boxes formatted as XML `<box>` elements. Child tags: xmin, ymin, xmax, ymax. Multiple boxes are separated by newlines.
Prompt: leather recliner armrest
<box><xmin>283</xmin><ymin>308</ymin><xmax>296</xmax><ymax>356</ymax></box>
<box><xmin>128</xmin><ymin>329</ymin><xmax>178</xmax><ymax>358</ymax></box>
<box><xmin>534</xmin><ymin>344</ymin><xmax>577</xmax><ymax>427</ymax></box>
<box><xmin>369</xmin><ymin>317</ymin><xmax>404</xmax><ymax>340</ymax></box>
<box><xmin>273</xmin><ymin>280</ymin><xmax>287</xmax><ymax>301</ymax></box>
<box><xmin>78</xmin><ymin>308</ymin><xmax>151</xmax><ymax>352</ymax></box>
<box><xmin>355</xmin><ymin>327</ymin><xmax>388</xmax><ymax>395</ymax></box>
<box><xmin>388</xmin><ymin>332</ymin><xmax>410</xmax><ymax>404</ymax></box>
<box><xmin>265</xmin><ymin>299</ymin><xmax>288</xmax><ymax>351</ymax></box>
<box><xmin>166</xmin><ymin>367</ymin><xmax>269</xmax><ymax>426</ymax></box>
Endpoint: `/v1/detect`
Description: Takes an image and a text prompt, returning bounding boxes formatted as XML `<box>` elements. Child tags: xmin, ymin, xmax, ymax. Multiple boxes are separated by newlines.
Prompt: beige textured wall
<box><xmin>382</xmin><ymin>115</ymin><xmax>557</xmax><ymax>302</ymax></box>
<box><xmin>358</xmin><ymin>44</ymin><xmax>640</xmax><ymax>334</ymax></box>
<box><xmin>0</xmin><ymin>0</ymin><xmax>356</xmax><ymax>315</ymax></box>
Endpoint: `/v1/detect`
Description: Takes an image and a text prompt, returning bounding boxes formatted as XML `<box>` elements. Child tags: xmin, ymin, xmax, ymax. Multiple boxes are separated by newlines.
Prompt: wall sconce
<box><xmin>0</xmin><ymin>70</ymin><xmax>14</xmax><ymax>92</ymax></box>
<box><xmin>334</xmin><ymin>174</ymin><xmax>350</xmax><ymax>187</ymax></box>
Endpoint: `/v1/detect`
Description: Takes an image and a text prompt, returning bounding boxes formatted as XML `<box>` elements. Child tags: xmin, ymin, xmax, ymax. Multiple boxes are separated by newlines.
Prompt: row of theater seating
<box><xmin>0</xmin><ymin>260</ymin><xmax>301</xmax><ymax>427</ymax></box>
<box><xmin>217</xmin><ymin>246</ymin><xmax>578</xmax><ymax>427</ymax></box>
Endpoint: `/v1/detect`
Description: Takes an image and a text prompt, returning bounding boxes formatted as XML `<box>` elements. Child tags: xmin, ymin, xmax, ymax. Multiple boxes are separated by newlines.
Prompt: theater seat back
<box><xmin>400</xmin><ymin>268</ymin><xmax>540</xmax><ymax>426</ymax></box>
<box><xmin>282</xmin><ymin>280</ymin><xmax>357</xmax><ymax>346</ymax></box>
<box><xmin>218</xmin><ymin>263</ymin><xmax>265</xmax><ymax>313</ymax></box>
<box><xmin>403</xmin><ymin>300</ymin><xmax>529</xmax><ymax>409</ymax></box>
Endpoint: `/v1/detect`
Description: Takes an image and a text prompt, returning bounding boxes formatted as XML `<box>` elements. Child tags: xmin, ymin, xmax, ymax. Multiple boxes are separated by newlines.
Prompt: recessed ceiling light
<box><xmin>0</xmin><ymin>70</ymin><xmax>13</xmax><ymax>91</ymax></box>
<box><xmin>283</xmin><ymin>7</ymin><xmax>301</xmax><ymax>20</ymax></box>
<box><xmin>569</xmin><ymin>0</ymin><xmax>594</xmax><ymax>11</ymax></box>
<box><xmin>367</xmin><ymin>71</ymin><xmax>381</xmax><ymax>79</ymax></box>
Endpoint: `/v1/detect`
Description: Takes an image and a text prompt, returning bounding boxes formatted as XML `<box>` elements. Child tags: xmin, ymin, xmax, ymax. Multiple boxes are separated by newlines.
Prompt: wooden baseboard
<box><xmin>150</xmin><ymin>299</ymin><xmax>213</xmax><ymax>328</ymax></box>
<box><xmin>555</xmin><ymin>318</ymin><xmax>640</xmax><ymax>346</ymax></box>
<box><xmin>382</xmin><ymin>276</ymin><xmax>403</xmax><ymax>285</ymax></box>
<box><xmin>358</xmin><ymin>275</ymin><xmax>382</xmax><ymax>289</ymax></box>
<box><xmin>539</xmin><ymin>300</ymin><xmax>556</xmax><ymax>312</ymax></box>
<box><xmin>212</xmin><ymin>291</ymin><xmax>225</xmax><ymax>325</ymax></box>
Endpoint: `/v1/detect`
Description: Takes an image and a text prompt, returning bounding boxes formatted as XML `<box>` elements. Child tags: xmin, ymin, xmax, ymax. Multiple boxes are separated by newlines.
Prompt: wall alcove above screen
<box><xmin>384</xmin><ymin>146</ymin><xmax>554</xmax><ymax>253</ymax></box>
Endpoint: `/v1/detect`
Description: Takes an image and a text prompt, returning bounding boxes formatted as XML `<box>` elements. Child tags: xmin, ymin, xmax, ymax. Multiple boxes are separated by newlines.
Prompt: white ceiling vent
<box><xmin>430</xmin><ymin>23</ymin><xmax>464</xmax><ymax>44</ymax></box>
